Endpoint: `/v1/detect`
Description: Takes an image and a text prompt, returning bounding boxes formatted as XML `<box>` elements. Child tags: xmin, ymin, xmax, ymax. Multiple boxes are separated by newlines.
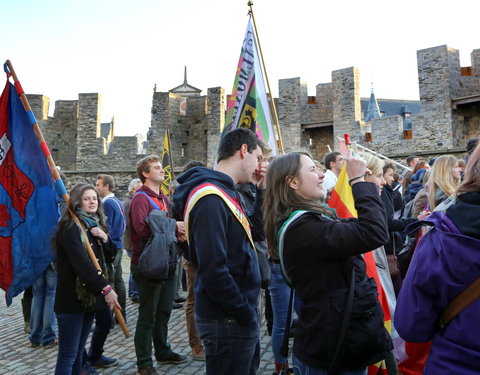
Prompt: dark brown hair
<box><xmin>136</xmin><ymin>155</ymin><xmax>161</xmax><ymax>183</ymax></box>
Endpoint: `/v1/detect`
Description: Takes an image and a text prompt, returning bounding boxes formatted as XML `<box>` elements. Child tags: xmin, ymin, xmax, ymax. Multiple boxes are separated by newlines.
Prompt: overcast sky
<box><xmin>3</xmin><ymin>0</ymin><xmax>479</xmax><ymax>136</ymax></box>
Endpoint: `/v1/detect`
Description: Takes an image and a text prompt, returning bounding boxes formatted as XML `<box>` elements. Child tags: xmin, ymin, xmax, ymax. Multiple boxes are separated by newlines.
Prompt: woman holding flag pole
<box><xmin>264</xmin><ymin>148</ymin><xmax>392</xmax><ymax>375</ymax></box>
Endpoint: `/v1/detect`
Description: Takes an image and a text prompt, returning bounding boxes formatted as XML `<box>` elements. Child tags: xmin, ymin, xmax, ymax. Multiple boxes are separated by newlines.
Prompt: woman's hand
<box><xmin>90</xmin><ymin>227</ymin><xmax>108</xmax><ymax>243</ymax></box>
<box><xmin>103</xmin><ymin>287</ymin><xmax>121</xmax><ymax>311</ymax></box>
<box><xmin>417</xmin><ymin>209</ymin><xmax>431</xmax><ymax>221</ymax></box>
<box><xmin>345</xmin><ymin>150</ymin><xmax>369</xmax><ymax>185</ymax></box>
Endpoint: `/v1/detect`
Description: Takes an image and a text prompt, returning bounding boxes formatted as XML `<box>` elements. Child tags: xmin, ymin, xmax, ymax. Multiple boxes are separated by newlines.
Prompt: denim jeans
<box><xmin>196</xmin><ymin>315</ymin><xmax>260</xmax><ymax>375</ymax></box>
<box><xmin>268</xmin><ymin>263</ymin><xmax>296</xmax><ymax>365</ymax></box>
<box><xmin>55</xmin><ymin>312</ymin><xmax>95</xmax><ymax>375</ymax></box>
<box><xmin>29</xmin><ymin>264</ymin><xmax>57</xmax><ymax>345</ymax></box>
<box><xmin>131</xmin><ymin>263</ymin><xmax>177</xmax><ymax>368</ymax></box>
<box><xmin>87</xmin><ymin>305</ymin><xmax>112</xmax><ymax>363</ymax></box>
<box><xmin>292</xmin><ymin>354</ymin><xmax>367</xmax><ymax>375</ymax></box>
<box><xmin>126</xmin><ymin>251</ymin><xmax>138</xmax><ymax>298</ymax></box>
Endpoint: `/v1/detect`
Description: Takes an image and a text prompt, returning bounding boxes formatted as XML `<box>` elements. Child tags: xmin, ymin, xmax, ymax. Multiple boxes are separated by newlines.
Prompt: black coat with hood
<box><xmin>172</xmin><ymin>167</ymin><xmax>264</xmax><ymax>327</ymax></box>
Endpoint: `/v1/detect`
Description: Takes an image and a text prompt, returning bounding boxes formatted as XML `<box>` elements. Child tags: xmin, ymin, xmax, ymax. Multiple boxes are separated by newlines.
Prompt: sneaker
<box><xmin>156</xmin><ymin>352</ymin><xmax>187</xmax><ymax>364</ymax></box>
<box><xmin>191</xmin><ymin>348</ymin><xmax>205</xmax><ymax>361</ymax></box>
<box><xmin>174</xmin><ymin>297</ymin><xmax>186</xmax><ymax>303</ymax></box>
<box><xmin>172</xmin><ymin>302</ymin><xmax>183</xmax><ymax>309</ymax></box>
<box><xmin>135</xmin><ymin>366</ymin><xmax>159</xmax><ymax>375</ymax></box>
<box><xmin>42</xmin><ymin>338</ymin><xmax>58</xmax><ymax>348</ymax></box>
<box><xmin>90</xmin><ymin>355</ymin><xmax>119</xmax><ymax>368</ymax></box>
<box><xmin>30</xmin><ymin>341</ymin><xmax>41</xmax><ymax>348</ymax></box>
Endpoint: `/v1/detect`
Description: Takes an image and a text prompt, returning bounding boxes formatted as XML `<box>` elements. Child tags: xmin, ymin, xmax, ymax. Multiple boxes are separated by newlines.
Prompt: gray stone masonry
<box><xmin>278</xmin><ymin>78</ymin><xmax>304</xmax><ymax>153</ymax></box>
<box><xmin>332</xmin><ymin>67</ymin><xmax>363</xmax><ymax>144</ymax></box>
<box><xmin>206</xmin><ymin>87</ymin><xmax>224</xmax><ymax>167</ymax></box>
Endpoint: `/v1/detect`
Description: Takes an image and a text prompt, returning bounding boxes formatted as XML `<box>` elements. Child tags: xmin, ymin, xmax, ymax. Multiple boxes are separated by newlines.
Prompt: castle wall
<box><xmin>278</xmin><ymin>78</ymin><xmax>304</xmax><ymax>153</ymax></box>
<box><xmin>206</xmin><ymin>87</ymin><xmax>224</xmax><ymax>166</ymax></box>
<box><xmin>415</xmin><ymin>45</ymin><xmax>457</xmax><ymax>150</ymax></box>
<box><xmin>332</xmin><ymin>67</ymin><xmax>363</xmax><ymax>144</ymax></box>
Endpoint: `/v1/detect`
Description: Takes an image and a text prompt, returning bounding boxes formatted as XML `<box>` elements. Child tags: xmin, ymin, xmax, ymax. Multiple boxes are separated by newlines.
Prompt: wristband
<box><xmin>348</xmin><ymin>174</ymin><xmax>366</xmax><ymax>185</ymax></box>
<box><xmin>101</xmin><ymin>285</ymin><xmax>113</xmax><ymax>296</ymax></box>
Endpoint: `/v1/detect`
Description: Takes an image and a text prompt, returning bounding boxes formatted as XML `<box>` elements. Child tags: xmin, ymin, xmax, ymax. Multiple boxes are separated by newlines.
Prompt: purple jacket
<box><xmin>394</xmin><ymin>211</ymin><xmax>480</xmax><ymax>375</ymax></box>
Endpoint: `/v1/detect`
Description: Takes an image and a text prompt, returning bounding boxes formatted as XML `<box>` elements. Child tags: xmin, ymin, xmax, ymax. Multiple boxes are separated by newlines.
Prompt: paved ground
<box><xmin>0</xmin><ymin>254</ymin><xmax>278</xmax><ymax>374</ymax></box>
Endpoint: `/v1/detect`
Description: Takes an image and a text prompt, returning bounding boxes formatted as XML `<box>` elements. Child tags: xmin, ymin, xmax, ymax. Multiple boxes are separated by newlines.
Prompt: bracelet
<box><xmin>101</xmin><ymin>285</ymin><xmax>113</xmax><ymax>296</ymax></box>
<box><xmin>348</xmin><ymin>174</ymin><xmax>366</xmax><ymax>185</ymax></box>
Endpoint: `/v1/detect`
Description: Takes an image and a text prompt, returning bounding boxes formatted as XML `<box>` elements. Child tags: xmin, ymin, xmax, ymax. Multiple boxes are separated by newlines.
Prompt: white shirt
<box><xmin>323</xmin><ymin>169</ymin><xmax>338</xmax><ymax>192</ymax></box>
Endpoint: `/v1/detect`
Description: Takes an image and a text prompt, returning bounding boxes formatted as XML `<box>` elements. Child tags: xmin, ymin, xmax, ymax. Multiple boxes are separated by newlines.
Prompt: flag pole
<box><xmin>4</xmin><ymin>60</ymin><xmax>130</xmax><ymax>338</ymax></box>
<box><xmin>247</xmin><ymin>1</ymin><xmax>285</xmax><ymax>154</ymax></box>
<box><xmin>167</xmin><ymin>128</ymin><xmax>175</xmax><ymax>180</ymax></box>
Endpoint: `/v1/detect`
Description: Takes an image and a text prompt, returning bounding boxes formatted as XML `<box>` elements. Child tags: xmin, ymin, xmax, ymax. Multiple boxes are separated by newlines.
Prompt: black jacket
<box><xmin>381</xmin><ymin>184</ymin><xmax>417</xmax><ymax>255</ymax></box>
<box><xmin>283</xmin><ymin>182</ymin><xmax>390</xmax><ymax>369</ymax></box>
<box><xmin>54</xmin><ymin>220</ymin><xmax>116</xmax><ymax>314</ymax></box>
<box><xmin>173</xmin><ymin>167</ymin><xmax>264</xmax><ymax>326</ymax></box>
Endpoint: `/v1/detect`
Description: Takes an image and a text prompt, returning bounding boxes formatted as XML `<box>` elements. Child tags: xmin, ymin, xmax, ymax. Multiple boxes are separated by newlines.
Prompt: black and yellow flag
<box><xmin>161</xmin><ymin>129</ymin><xmax>175</xmax><ymax>196</ymax></box>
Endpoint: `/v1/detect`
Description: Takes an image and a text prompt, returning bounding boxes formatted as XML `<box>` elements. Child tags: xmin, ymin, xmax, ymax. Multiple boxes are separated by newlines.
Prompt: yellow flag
<box><xmin>161</xmin><ymin>130</ymin><xmax>174</xmax><ymax>196</ymax></box>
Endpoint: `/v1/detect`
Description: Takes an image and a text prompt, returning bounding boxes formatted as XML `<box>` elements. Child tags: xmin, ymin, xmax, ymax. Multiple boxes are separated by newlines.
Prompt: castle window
<box><xmin>204</xmin><ymin>130</ymin><xmax>208</xmax><ymax>135</ymax></box>
<box><xmin>364</xmin><ymin>133</ymin><xmax>372</xmax><ymax>143</ymax></box>
<box><xmin>182</xmin><ymin>143</ymin><xmax>188</xmax><ymax>158</ymax></box>
<box><xmin>403</xmin><ymin>130</ymin><xmax>412</xmax><ymax>139</ymax></box>
<box><xmin>185</xmin><ymin>131</ymin><xmax>190</xmax><ymax>136</ymax></box>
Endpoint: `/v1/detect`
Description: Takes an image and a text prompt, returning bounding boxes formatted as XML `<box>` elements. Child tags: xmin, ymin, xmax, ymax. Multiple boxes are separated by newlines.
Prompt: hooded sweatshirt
<box><xmin>173</xmin><ymin>166</ymin><xmax>264</xmax><ymax>326</ymax></box>
<box><xmin>395</xmin><ymin>192</ymin><xmax>480</xmax><ymax>375</ymax></box>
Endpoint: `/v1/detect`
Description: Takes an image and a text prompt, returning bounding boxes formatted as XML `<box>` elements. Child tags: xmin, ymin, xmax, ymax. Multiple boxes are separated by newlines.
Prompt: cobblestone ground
<box><xmin>0</xmin><ymin>254</ymin><xmax>278</xmax><ymax>374</ymax></box>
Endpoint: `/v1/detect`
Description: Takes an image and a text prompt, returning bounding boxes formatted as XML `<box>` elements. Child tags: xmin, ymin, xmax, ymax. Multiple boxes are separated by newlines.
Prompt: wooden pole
<box><xmin>247</xmin><ymin>1</ymin><xmax>285</xmax><ymax>154</ymax></box>
<box><xmin>5</xmin><ymin>60</ymin><xmax>130</xmax><ymax>338</ymax></box>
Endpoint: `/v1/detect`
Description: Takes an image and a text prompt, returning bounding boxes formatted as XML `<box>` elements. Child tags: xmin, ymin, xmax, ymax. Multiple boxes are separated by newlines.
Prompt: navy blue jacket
<box><xmin>103</xmin><ymin>196</ymin><xmax>126</xmax><ymax>250</ymax></box>
<box><xmin>173</xmin><ymin>167</ymin><xmax>264</xmax><ymax>326</ymax></box>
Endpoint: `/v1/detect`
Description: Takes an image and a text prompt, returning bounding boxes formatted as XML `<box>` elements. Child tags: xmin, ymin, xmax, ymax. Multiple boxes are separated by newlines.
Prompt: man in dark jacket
<box><xmin>173</xmin><ymin>128</ymin><xmax>267</xmax><ymax>375</ymax></box>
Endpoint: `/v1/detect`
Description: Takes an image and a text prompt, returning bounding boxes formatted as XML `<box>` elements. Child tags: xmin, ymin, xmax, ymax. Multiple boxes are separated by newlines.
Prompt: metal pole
<box><xmin>248</xmin><ymin>1</ymin><xmax>285</xmax><ymax>154</ymax></box>
<box><xmin>5</xmin><ymin>60</ymin><xmax>130</xmax><ymax>338</ymax></box>
<box><xmin>336</xmin><ymin>136</ymin><xmax>410</xmax><ymax>171</ymax></box>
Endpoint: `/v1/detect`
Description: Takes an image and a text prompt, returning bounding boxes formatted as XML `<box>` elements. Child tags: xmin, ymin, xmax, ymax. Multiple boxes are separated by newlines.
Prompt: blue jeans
<box><xmin>292</xmin><ymin>354</ymin><xmax>367</xmax><ymax>375</ymax></box>
<box><xmin>55</xmin><ymin>312</ymin><xmax>95</xmax><ymax>375</ymax></box>
<box><xmin>30</xmin><ymin>264</ymin><xmax>57</xmax><ymax>345</ymax></box>
<box><xmin>87</xmin><ymin>305</ymin><xmax>112</xmax><ymax>363</ymax></box>
<box><xmin>268</xmin><ymin>263</ymin><xmax>296</xmax><ymax>365</ymax></box>
<box><xmin>196</xmin><ymin>315</ymin><xmax>260</xmax><ymax>375</ymax></box>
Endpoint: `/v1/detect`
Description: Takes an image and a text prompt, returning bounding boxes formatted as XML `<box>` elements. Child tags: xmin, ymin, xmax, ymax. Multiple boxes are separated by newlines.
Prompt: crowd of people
<box><xmin>18</xmin><ymin>131</ymin><xmax>479</xmax><ymax>375</ymax></box>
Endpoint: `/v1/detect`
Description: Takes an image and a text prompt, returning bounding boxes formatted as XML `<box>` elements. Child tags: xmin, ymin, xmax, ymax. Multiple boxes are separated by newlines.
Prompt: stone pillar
<box><xmin>471</xmin><ymin>49</ymin><xmax>480</xmax><ymax>78</ymax></box>
<box><xmin>26</xmin><ymin>94</ymin><xmax>50</xmax><ymax>121</ymax></box>
<box><xmin>76</xmin><ymin>93</ymin><xmax>102</xmax><ymax>168</ymax></box>
<box><xmin>415</xmin><ymin>45</ymin><xmax>458</xmax><ymax>150</ymax></box>
<box><xmin>278</xmin><ymin>77</ymin><xmax>306</xmax><ymax>153</ymax></box>
<box><xmin>147</xmin><ymin>92</ymin><xmax>173</xmax><ymax>156</ymax></box>
<box><xmin>206</xmin><ymin>87</ymin><xmax>224</xmax><ymax>166</ymax></box>
<box><xmin>316</xmin><ymin>83</ymin><xmax>333</xmax><ymax>122</ymax></box>
<box><xmin>332</xmin><ymin>67</ymin><xmax>362</xmax><ymax>144</ymax></box>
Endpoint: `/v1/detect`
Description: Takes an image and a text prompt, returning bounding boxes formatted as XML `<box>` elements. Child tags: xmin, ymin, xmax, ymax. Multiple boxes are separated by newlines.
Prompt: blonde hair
<box><xmin>363</xmin><ymin>153</ymin><xmax>384</xmax><ymax>175</ymax></box>
<box><xmin>428</xmin><ymin>155</ymin><xmax>461</xmax><ymax>209</ymax></box>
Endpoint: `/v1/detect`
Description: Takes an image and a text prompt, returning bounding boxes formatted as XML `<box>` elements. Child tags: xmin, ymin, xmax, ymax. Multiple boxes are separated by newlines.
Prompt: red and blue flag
<box><xmin>0</xmin><ymin>73</ymin><xmax>59</xmax><ymax>305</ymax></box>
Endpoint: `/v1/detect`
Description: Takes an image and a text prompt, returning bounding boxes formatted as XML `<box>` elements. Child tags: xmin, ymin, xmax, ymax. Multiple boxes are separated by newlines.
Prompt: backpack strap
<box><xmin>276</xmin><ymin>210</ymin><xmax>308</xmax><ymax>286</ymax></box>
<box><xmin>135</xmin><ymin>191</ymin><xmax>165</xmax><ymax>211</ymax></box>
<box><xmin>184</xmin><ymin>183</ymin><xmax>255</xmax><ymax>250</ymax></box>
<box><xmin>439</xmin><ymin>277</ymin><xmax>480</xmax><ymax>329</ymax></box>
<box><xmin>106</xmin><ymin>196</ymin><xmax>126</xmax><ymax>232</ymax></box>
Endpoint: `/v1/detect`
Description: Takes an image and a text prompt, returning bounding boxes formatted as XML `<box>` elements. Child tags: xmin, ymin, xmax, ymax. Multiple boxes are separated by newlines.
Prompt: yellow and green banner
<box><xmin>223</xmin><ymin>18</ymin><xmax>278</xmax><ymax>155</ymax></box>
